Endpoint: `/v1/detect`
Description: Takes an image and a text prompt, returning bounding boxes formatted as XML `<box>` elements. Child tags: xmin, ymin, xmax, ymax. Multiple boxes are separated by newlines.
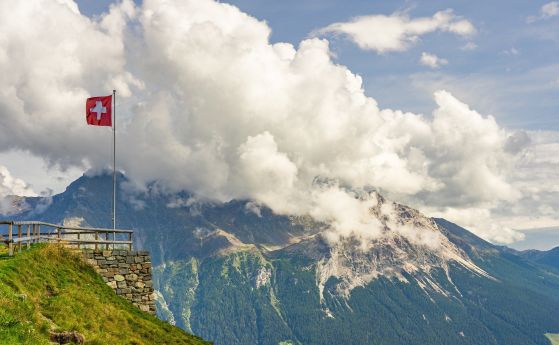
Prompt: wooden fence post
<box><xmin>8</xmin><ymin>223</ymin><xmax>13</xmax><ymax>256</ymax></box>
<box><xmin>17</xmin><ymin>225</ymin><xmax>22</xmax><ymax>253</ymax></box>
<box><xmin>95</xmin><ymin>232</ymin><xmax>99</xmax><ymax>251</ymax></box>
<box><xmin>77</xmin><ymin>231</ymin><xmax>81</xmax><ymax>250</ymax></box>
<box><xmin>26</xmin><ymin>225</ymin><xmax>30</xmax><ymax>250</ymax></box>
<box><xmin>128</xmin><ymin>232</ymin><xmax>132</xmax><ymax>251</ymax></box>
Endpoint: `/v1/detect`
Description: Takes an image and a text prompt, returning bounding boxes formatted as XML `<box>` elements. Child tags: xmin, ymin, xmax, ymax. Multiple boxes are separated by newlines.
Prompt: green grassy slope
<box><xmin>0</xmin><ymin>244</ymin><xmax>210</xmax><ymax>345</ymax></box>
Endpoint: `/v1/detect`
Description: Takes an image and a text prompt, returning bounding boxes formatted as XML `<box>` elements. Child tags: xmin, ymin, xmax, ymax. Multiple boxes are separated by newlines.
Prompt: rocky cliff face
<box><xmin>312</xmin><ymin>193</ymin><xmax>492</xmax><ymax>301</ymax></box>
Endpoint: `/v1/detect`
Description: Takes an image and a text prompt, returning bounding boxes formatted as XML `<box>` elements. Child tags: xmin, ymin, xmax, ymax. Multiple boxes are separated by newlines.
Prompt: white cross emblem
<box><xmin>90</xmin><ymin>101</ymin><xmax>107</xmax><ymax>120</ymax></box>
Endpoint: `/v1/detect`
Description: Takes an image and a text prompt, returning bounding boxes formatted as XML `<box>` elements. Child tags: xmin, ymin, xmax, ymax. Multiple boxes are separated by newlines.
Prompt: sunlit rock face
<box><xmin>273</xmin><ymin>191</ymin><xmax>492</xmax><ymax>302</ymax></box>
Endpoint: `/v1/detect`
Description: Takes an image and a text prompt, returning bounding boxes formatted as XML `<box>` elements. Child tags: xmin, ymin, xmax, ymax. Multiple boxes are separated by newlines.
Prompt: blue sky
<box><xmin>77</xmin><ymin>0</ymin><xmax>559</xmax><ymax>130</ymax></box>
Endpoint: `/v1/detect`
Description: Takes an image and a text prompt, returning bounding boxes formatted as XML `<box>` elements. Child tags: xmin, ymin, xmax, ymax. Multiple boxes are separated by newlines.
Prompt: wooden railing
<box><xmin>0</xmin><ymin>221</ymin><xmax>133</xmax><ymax>256</ymax></box>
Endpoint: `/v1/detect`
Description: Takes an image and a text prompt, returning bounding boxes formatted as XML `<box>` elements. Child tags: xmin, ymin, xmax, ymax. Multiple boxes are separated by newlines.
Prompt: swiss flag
<box><xmin>86</xmin><ymin>95</ymin><xmax>112</xmax><ymax>126</ymax></box>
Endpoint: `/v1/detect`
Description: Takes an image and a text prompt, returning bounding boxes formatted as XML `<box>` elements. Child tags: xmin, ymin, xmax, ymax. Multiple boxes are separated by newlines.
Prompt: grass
<box><xmin>546</xmin><ymin>333</ymin><xmax>559</xmax><ymax>345</ymax></box>
<box><xmin>0</xmin><ymin>244</ymin><xmax>211</xmax><ymax>345</ymax></box>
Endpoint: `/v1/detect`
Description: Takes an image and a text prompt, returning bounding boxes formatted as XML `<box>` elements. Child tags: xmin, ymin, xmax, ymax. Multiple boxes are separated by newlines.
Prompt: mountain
<box><xmin>4</xmin><ymin>173</ymin><xmax>559</xmax><ymax>345</ymax></box>
<box><xmin>0</xmin><ymin>244</ymin><xmax>209</xmax><ymax>345</ymax></box>
<box><xmin>518</xmin><ymin>247</ymin><xmax>559</xmax><ymax>270</ymax></box>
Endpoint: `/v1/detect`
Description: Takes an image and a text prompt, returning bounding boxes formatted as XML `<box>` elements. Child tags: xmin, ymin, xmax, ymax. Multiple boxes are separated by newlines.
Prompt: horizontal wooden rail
<box><xmin>0</xmin><ymin>221</ymin><xmax>133</xmax><ymax>233</ymax></box>
<box><xmin>11</xmin><ymin>236</ymin><xmax>132</xmax><ymax>245</ymax></box>
<box><xmin>0</xmin><ymin>220</ymin><xmax>134</xmax><ymax>256</ymax></box>
<box><xmin>53</xmin><ymin>239</ymin><xmax>133</xmax><ymax>245</ymax></box>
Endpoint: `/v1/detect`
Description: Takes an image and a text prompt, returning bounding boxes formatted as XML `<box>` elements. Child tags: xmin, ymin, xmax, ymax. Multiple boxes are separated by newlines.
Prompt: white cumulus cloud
<box><xmin>420</xmin><ymin>52</ymin><xmax>448</xmax><ymax>68</ymax></box>
<box><xmin>315</xmin><ymin>9</ymin><xmax>475</xmax><ymax>53</ymax></box>
<box><xmin>0</xmin><ymin>0</ymin><xmax>551</xmax><ymax>245</ymax></box>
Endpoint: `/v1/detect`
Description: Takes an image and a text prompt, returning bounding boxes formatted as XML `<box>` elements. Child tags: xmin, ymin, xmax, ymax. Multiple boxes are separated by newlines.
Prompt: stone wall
<box><xmin>83</xmin><ymin>250</ymin><xmax>156</xmax><ymax>314</ymax></box>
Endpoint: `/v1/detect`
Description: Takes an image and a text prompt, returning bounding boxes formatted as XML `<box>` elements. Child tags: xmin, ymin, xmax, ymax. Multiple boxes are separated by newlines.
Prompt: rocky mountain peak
<box><xmin>303</xmin><ymin>192</ymin><xmax>494</xmax><ymax>301</ymax></box>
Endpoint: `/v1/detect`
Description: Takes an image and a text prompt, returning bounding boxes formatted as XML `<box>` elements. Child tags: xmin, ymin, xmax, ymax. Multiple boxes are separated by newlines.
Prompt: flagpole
<box><xmin>112</xmin><ymin>89</ymin><xmax>116</xmax><ymax>232</ymax></box>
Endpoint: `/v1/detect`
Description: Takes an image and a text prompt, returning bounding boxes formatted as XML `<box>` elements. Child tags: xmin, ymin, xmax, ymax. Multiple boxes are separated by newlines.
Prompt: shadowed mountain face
<box><xmin>518</xmin><ymin>247</ymin><xmax>559</xmax><ymax>270</ymax></box>
<box><xmin>5</xmin><ymin>174</ymin><xmax>559</xmax><ymax>345</ymax></box>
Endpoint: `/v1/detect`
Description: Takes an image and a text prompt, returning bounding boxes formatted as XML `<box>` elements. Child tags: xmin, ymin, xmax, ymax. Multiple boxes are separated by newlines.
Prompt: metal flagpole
<box><xmin>112</xmin><ymin>90</ymin><xmax>116</xmax><ymax>232</ymax></box>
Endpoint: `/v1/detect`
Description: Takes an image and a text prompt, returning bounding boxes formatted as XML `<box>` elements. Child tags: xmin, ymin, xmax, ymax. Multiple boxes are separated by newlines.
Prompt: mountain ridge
<box><xmin>4</xmin><ymin>173</ymin><xmax>559</xmax><ymax>345</ymax></box>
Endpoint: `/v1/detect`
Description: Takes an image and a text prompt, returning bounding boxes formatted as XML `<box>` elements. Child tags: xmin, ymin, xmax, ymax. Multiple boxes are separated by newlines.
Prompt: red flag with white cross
<box><xmin>86</xmin><ymin>95</ymin><xmax>112</xmax><ymax>126</ymax></box>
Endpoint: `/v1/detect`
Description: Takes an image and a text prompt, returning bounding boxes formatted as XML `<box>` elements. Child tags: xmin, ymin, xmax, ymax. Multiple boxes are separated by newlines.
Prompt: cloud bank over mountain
<box><xmin>0</xmin><ymin>0</ymin><xmax>555</xmax><ymax>244</ymax></box>
<box><xmin>0</xmin><ymin>166</ymin><xmax>36</xmax><ymax>198</ymax></box>
<box><xmin>0</xmin><ymin>165</ymin><xmax>36</xmax><ymax>215</ymax></box>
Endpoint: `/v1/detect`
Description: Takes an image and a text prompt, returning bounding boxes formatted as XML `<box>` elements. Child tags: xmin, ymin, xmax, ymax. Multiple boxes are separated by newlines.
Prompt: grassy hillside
<box><xmin>0</xmin><ymin>244</ymin><xmax>210</xmax><ymax>345</ymax></box>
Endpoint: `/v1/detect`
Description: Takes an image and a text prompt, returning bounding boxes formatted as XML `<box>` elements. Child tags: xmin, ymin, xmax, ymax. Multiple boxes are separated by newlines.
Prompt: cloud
<box><xmin>527</xmin><ymin>2</ymin><xmax>559</xmax><ymax>23</ymax></box>
<box><xmin>542</xmin><ymin>2</ymin><xmax>559</xmax><ymax>18</ymax></box>
<box><xmin>0</xmin><ymin>0</ymin><xmax>550</xmax><ymax>246</ymax></box>
<box><xmin>0</xmin><ymin>165</ymin><xmax>36</xmax><ymax>215</ymax></box>
<box><xmin>497</xmin><ymin>131</ymin><xmax>559</xmax><ymax>230</ymax></box>
<box><xmin>244</xmin><ymin>201</ymin><xmax>262</xmax><ymax>217</ymax></box>
<box><xmin>420</xmin><ymin>52</ymin><xmax>448</xmax><ymax>68</ymax></box>
<box><xmin>0</xmin><ymin>0</ymin><xmax>142</xmax><ymax>171</ymax></box>
<box><xmin>236</xmin><ymin>132</ymin><xmax>298</xmax><ymax>213</ymax></box>
<box><xmin>315</xmin><ymin>9</ymin><xmax>475</xmax><ymax>53</ymax></box>
<box><xmin>0</xmin><ymin>165</ymin><xmax>36</xmax><ymax>198</ymax></box>
<box><xmin>460</xmin><ymin>42</ymin><xmax>477</xmax><ymax>51</ymax></box>
<box><xmin>420</xmin><ymin>130</ymin><xmax>559</xmax><ymax>243</ymax></box>
<box><xmin>426</xmin><ymin>206</ymin><xmax>525</xmax><ymax>244</ymax></box>
<box><xmin>503</xmin><ymin>47</ymin><xmax>520</xmax><ymax>56</ymax></box>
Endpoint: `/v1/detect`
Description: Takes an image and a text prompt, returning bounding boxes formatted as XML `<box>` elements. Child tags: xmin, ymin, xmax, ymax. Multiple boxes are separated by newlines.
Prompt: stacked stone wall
<box><xmin>83</xmin><ymin>250</ymin><xmax>156</xmax><ymax>314</ymax></box>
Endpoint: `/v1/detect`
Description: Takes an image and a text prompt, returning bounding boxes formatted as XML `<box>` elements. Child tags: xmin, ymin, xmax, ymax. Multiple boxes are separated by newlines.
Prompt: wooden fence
<box><xmin>0</xmin><ymin>221</ymin><xmax>133</xmax><ymax>256</ymax></box>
